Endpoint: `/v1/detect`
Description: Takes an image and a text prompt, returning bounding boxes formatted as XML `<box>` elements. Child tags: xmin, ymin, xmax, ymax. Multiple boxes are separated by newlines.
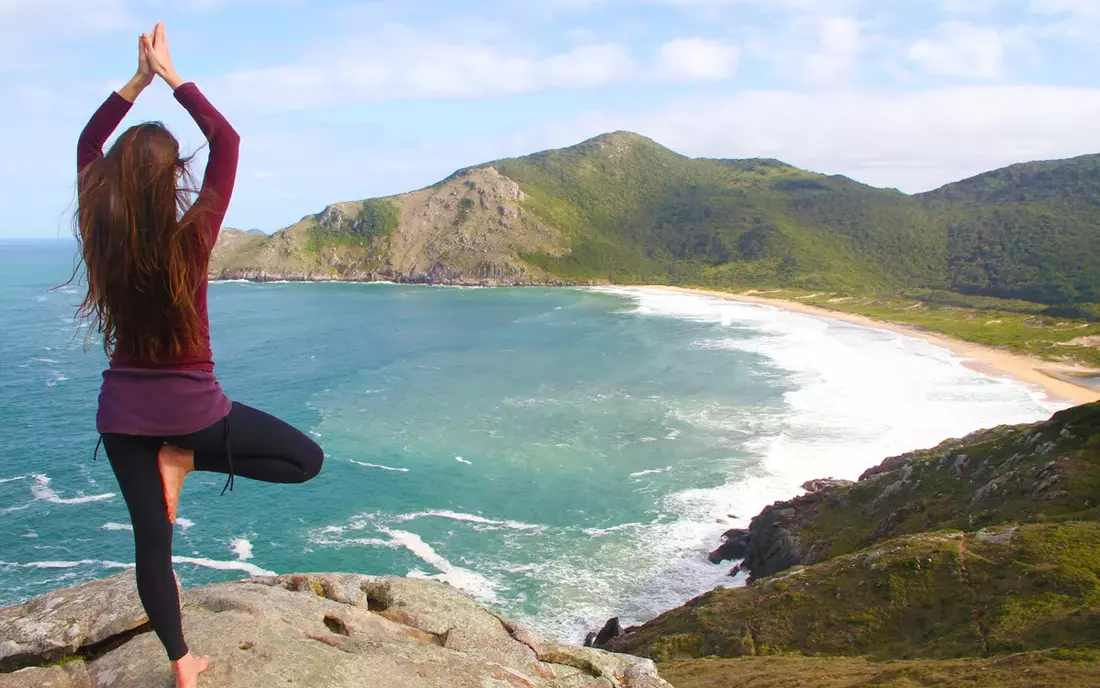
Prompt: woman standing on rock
<box><xmin>74</xmin><ymin>22</ymin><xmax>324</xmax><ymax>688</ymax></box>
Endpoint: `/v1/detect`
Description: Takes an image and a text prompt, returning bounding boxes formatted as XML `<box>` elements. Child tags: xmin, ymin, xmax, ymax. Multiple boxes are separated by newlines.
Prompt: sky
<box><xmin>2</xmin><ymin>0</ymin><xmax>1099</xmax><ymax>238</ymax></box>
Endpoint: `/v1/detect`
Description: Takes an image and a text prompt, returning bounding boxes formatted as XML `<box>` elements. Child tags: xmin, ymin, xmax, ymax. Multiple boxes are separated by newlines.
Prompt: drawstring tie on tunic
<box><xmin>220</xmin><ymin>413</ymin><xmax>235</xmax><ymax>495</ymax></box>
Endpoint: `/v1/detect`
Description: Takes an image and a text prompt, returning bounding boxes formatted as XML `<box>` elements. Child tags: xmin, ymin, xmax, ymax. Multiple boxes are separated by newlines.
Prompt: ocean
<box><xmin>0</xmin><ymin>238</ymin><xmax>1067</xmax><ymax>641</ymax></box>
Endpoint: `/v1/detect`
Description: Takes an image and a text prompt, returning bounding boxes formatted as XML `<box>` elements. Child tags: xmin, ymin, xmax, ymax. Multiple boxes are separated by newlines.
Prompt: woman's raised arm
<box><xmin>144</xmin><ymin>22</ymin><xmax>240</xmax><ymax>241</ymax></box>
<box><xmin>77</xmin><ymin>36</ymin><xmax>154</xmax><ymax>171</ymax></box>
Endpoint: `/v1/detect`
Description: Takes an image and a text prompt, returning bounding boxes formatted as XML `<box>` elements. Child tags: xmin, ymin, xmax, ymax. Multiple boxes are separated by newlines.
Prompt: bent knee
<box><xmin>298</xmin><ymin>441</ymin><xmax>324</xmax><ymax>482</ymax></box>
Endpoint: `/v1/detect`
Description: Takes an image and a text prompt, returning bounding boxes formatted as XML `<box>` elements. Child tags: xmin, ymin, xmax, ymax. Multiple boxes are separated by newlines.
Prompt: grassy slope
<box><xmin>491</xmin><ymin>133</ymin><xmax>946</xmax><ymax>292</ymax></box>
<box><xmin>660</xmin><ymin>650</ymin><xmax>1100</xmax><ymax>688</ymax></box>
<box><xmin>788</xmin><ymin>402</ymin><xmax>1100</xmax><ymax>563</ymax></box>
<box><xmin>613</xmin><ymin>522</ymin><xmax>1100</xmax><ymax>662</ymax></box>
<box><xmin>490</xmin><ymin>133</ymin><xmax>1100</xmax><ymax>307</ymax></box>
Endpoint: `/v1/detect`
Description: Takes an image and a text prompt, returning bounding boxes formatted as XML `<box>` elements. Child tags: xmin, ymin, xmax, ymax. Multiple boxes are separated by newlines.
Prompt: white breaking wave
<box><xmin>392</xmin><ymin>509</ymin><xmax>545</xmax><ymax>532</ymax></box>
<box><xmin>0</xmin><ymin>504</ymin><xmax>31</xmax><ymax>516</ymax></box>
<box><xmin>176</xmin><ymin>517</ymin><xmax>195</xmax><ymax>530</ymax></box>
<box><xmin>1</xmin><ymin>553</ymin><xmax>271</xmax><ymax>577</ymax></box>
<box><xmin>172</xmin><ymin>556</ymin><xmax>274</xmax><ymax>577</ymax></box>
<box><xmin>350</xmin><ymin>460</ymin><xmax>410</xmax><ymax>473</ymax></box>
<box><xmin>455</xmin><ymin>456</ymin><xmax>472</xmax><ymax>465</ymax></box>
<box><xmin>381</xmin><ymin>528</ymin><xmax>501</xmax><ymax>603</ymax></box>
<box><xmin>629</xmin><ymin>466</ymin><xmax>672</xmax><ymax>479</ymax></box>
<box><xmin>582</xmin><ymin>522</ymin><xmax>646</xmax><ymax>537</ymax></box>
<box><xmin>30</xmin><ymin>474</ymin><xmax>114</xmax><ymax>505</ymax></box>
<box><xmin>0</xmin><ymin>559</ymin><xmax>132</xmax><ymax>570</ymax></box>
<box><xmin>513</xmin><ymin>286</ymin><xmax>1072</xmax><ymax>642</ymax></box>
<box><xmin>231</xmin><ymin>538</ymin><xmax>254</xmax><ymax>561</ymax></box>
<box><xmin>0</xmin><ymin>476</ymin><xmax>27</xmax><ymax>485</ymax></box>
<box><xmin>102</xmin><ymin>523</ymin><xmax>133</xmax><ymax>532</ymax></box>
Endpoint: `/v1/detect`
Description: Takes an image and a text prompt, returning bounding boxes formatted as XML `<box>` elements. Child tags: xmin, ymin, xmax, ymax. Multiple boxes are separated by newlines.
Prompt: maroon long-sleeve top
<box><xmin>78</xmin><ymin>82</ymin><xmax>240</xmax><ymax>372</ymax></box>
<box><xmin>80</xmin><ymin>83</ymin><xmax>239</xmax><ymax>437</ymax></box>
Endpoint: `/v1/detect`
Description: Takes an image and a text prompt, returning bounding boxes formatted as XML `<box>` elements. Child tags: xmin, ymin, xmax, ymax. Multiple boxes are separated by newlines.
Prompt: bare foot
<box><xmin>172</xmin><ymin>652</ymin><xmax>210</xmax><ymax>688</ymax></box>
<box><xmin>158</xmin><ymin>444</ymin><xmax>194</xmax><ymax>524</ymax></box>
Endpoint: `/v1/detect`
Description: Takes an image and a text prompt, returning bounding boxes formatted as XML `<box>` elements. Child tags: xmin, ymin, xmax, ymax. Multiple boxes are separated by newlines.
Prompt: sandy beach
<box><xmin>644</xmin><ymin>286</ymin><xmax>1100</xmax><ymax>406</ymax></box>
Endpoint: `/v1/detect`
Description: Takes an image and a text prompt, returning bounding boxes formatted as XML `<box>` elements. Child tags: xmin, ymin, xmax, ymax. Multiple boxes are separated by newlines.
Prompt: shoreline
<box><xmin>211</xmin><ymin>275</ymin><xmax>1100</xmax><ymax>405</ymax></box>
<box><xmin>642</xmin><ymin>285</ymin><xmax>1100</xmax><ymax>406</ymax></box>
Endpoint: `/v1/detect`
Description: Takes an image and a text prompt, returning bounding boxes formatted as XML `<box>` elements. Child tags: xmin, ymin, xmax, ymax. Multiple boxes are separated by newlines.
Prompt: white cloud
<box><xmin>511</xmin><ymin>85</ymin><xmax>1100</xmax><ymax>193</ymax></box>
<box><xmin>0</xmin><ymin>0</ymin><xmax>129</xmax><ymax>71</ymax></box>
<box><xmin>1028</xmin><ymin>0</ymin><xmax>1100</xmax><ymax>18</ymax></box>
<box><xmin>804</xmin><ymin>17</ymin><xmax>861</xmax><ymax>84</ymax></box>
<box><xmin>655</xmin><ymin>38</ymin><xmax>740</xmax><ymax>81</ymax></box>
<box><xmin>210</xmin><ymin>36</ymin><xmax>750</xmax><ymax>113</ymax></box>
<box><xmin>212</xmin><ymin>43</ymin><xmax>638</xmax><ymax>112</ymax></box>
<box><xmin>909</xmin><ymin>22</ymin><xmax>1005</xmax><ymax>78</ymax></box>
<box><xmin>0</xmin><ymin>0</ymin><xmax>127</xmax><ymax>29</ymax></box>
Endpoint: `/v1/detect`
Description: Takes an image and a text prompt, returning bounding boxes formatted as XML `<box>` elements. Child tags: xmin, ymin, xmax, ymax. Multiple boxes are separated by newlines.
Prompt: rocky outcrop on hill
<box><xmin>604</xmin><ymin>522</ymin><xmax>1100</xmax><ymax>661</ymax></box>
<box><xmin>0</xmin><ymin>573</ymin><xmax>670</xmax><ymax>688</ymax></box>
<box><xmin>710</xmin><ymin>402</ymin><xmax>1100</xmax><ymax>582</ymax></box>
<box><xmin>210</xmin><ymin>167</ymin><xmax>572</xmax><ymax>286</ymax></box>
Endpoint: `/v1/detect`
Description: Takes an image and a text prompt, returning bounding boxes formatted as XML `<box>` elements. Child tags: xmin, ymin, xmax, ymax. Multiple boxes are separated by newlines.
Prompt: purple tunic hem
<box><xmin>96</xmin><ymin>367</ymin><xmax>232</xmax><ymax>437</ymax></box>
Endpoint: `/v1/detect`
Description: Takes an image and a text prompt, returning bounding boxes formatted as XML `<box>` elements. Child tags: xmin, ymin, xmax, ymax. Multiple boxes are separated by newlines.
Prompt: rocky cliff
<box><xmin>210</xmin><ymin>166</ymin><xmax>571</xmax><ymax>286</ymax></box>
<box><xmin>717</xmin><ymin>401</ymin><xmax>1100</xmax><ymax>582</ymax></box>
<box><xmin>589</xmin><ymin>402</ymin><xmax>1100</xmax><ymax>687</ymax></box>
<box><xmin>0</xmin><ymin>572</ymin><xmax>669</xmax><ymax>688</ymax></box>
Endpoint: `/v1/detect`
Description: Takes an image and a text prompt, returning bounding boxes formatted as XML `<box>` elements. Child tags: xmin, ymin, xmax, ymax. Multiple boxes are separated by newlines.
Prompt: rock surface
<box><xmin>800</xmin><ymin>478</ymin><xmax>855</xmax><ymax>493</ymax></box>
<box><xmin>0</xmin><ymin>570</ymin><xmax>151</xmax><ymax>672</ymax></box>
<box><xmin>705</xmin><ymin>529</ymin><xmax>750</xmax><ymax>565</ymax></box>
<box><xmin>585</xmin><ymin>618</ymin><xmax>626</xmax><ymax>649</ymax></box>
<box><xmin>0</xmin><ymin>572</ymin><xmax>671</xmax><ymax>688</ymax></box>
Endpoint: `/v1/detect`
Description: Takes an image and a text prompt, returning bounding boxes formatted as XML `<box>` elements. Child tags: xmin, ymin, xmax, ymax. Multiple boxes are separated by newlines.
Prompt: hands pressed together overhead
<box><xmin>120</xmin><ymin>21</ymin><xmax>184</xmax><ymax>103</ymax></box>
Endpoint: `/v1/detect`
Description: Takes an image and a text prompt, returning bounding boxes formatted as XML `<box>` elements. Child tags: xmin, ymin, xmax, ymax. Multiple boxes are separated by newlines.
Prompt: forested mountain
<box><xmin>922</xmin><ymin>154</ymin><xmax>1100</xmax><ymax>303</ymax></box>
<box><xmin>211</xmin><ymin>132</ymin><xmax>1100</xmax><ymax>306</ymax></box>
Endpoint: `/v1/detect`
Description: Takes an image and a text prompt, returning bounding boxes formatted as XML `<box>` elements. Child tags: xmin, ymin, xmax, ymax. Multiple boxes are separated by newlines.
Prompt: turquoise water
<box><xmin>0</xmin><ymin>239</ymin><xmax>1066</xmax><ymax>640</ymax></box>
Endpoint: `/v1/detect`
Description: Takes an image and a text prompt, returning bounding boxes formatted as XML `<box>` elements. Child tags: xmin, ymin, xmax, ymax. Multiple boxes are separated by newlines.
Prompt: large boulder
<box><xmin>706</xmin><ymin>529</ymin><xmax>750</xmax><ymax>565</ymax></box>
<box><xmin>0</xmin><ymin>570</ymin><xmax>151</xmax><ymax>672</ymax></box>
<box><xmin>0</xmin><ymin>573</ymin><xmax>671</xmax><ymax>688</ymax></box>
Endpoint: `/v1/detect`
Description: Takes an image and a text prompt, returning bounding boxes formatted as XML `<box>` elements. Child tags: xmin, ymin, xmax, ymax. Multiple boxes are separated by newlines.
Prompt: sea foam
<box><xmin>173</xmin><ymin>556</ymin><xmax>274</xmax><ymax>577</ymax></box>
<box><xmin>382</xmin><ymin>528</ymin><xmax>501</xmax><ymax>603</ymax></box>
<box><xmin>30</xmin><ymin>474</ymin><xmax>114</xmax><ymax>505</ymax></box>
<box><xmin>350</xmin><ymin>460</ymin><xmax>410</xmax><ymax>473</ymax></box>
<box><xmin>515</xmin><ymin>287</ymin><xmax>1071</xmax><ymax>641</ymax></box>
<box><xmin>231</xmin><ymin>538</ymin><xmax>254</xmax><ymax>561</ymax></box>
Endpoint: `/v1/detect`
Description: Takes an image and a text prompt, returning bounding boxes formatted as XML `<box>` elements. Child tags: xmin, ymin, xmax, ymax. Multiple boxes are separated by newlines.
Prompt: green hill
<box><xmin>593</xmin><ymin>402</ymin><xmax>1100</xmax><ymax>687</ymax></box>
<box><xmin>489</xmin><ymin>132</ymin><xmax>946</xmax><ymax>291</ymax></box>
<box><xmin>921</xmin><ymin>154</ymin><xmax>1100</xmax><ymax>303</ymax></box>
<box><xmin>211</xmin><ymin>132</ymin><xmax>1100</xmax><ymax>306</ymax></box>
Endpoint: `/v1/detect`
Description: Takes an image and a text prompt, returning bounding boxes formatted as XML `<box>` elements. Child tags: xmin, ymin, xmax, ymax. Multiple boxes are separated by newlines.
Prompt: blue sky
<box><xmin>2</xmin><ymin>0</ymin><xmax>1099</xmax><ymax>238</ymax></box>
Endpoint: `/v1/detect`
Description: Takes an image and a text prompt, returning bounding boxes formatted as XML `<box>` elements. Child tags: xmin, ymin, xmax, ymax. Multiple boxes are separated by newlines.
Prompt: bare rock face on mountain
<box><xmin>0</xmin><ymin>572</ymin><xmax>671</xmax><ymax>688</ymax></box>
<box><xmin>211</xmin><ymin>166</ymin><xmax>570</xmax><ymax>286</ymax></box>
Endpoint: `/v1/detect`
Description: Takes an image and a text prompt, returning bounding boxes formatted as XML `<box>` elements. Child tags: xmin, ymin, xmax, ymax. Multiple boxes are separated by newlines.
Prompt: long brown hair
<box><xmin>73</xmin><ymin>122</ymin><xmax>214</xmax><ymax>363</ymax></box>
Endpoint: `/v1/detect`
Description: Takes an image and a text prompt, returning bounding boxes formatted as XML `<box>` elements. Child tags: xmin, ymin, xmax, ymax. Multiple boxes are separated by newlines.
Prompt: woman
<box><xmin>75</xmin><ymin>23</ymin><xmax>324</xmax><ymax>688</ymax></box>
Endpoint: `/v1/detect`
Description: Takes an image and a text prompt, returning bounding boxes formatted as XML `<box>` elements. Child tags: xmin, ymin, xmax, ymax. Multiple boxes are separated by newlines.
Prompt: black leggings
<box><xmin>102</xmin><ymin>402</ymin><xmax>323</xmax><ymax>661</ymax></box>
